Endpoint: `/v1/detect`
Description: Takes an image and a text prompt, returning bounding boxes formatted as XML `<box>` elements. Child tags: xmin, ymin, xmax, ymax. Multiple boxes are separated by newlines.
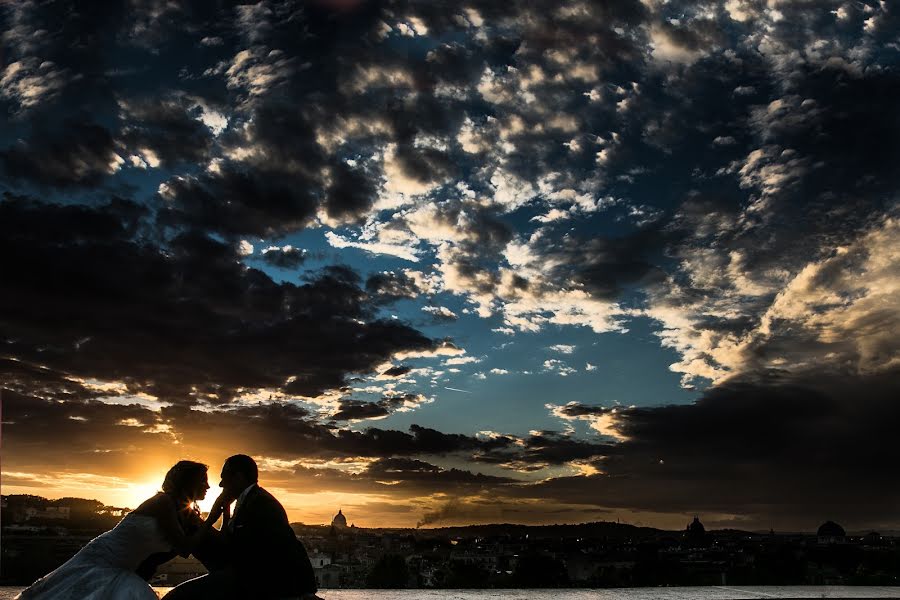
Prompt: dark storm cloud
<box><xmin>260</xmin><ymin>246</ymin><xmax>306</xmax><ymax>268</ymax></box>
<box><xmin>267</xmin><ymin>457</ymin><xmax>516</xmax><ymax>499</ymax></box>
<box><xmin>364</xmin><ymin>457</ymin><xmax>516</xmax><ymax>488</ymax></box>
<box><xmin>118</xmin><ymin>96</ymin><xmax>215</xmax><ymax>168</ymax></box>
<box><xmin>155</xmin><ymin>160</ymin><xmax>321</xmax><ymax>238</ymax></box>
<box><xmin>1</xmin><ymin>1</ymin><xmax>123</xmax><ymax>107</ymax></box>
<box><xmin>330</xmin><ymin>392</ymin><xmax>429</xmax><ymax>422</ymax></box>
<box><xmin>324</xmin><ymin>161</ymin><xmax>379</xmax><ymax>224</ymax></box>
<box><xmin>0</xmin><ymin>197</ymin><xmax>437</xmax><ymax>403</ymax></box>
<box><xmin>0</xmin><ymin>120</ymin><xmax>118</xmax><ymax>188</ymax></box>
<box><xmin>153</xmin><ymin>405</ymin><xmax>511</xmax><ymax>461</ymax></box>
<box><xmin>121</xmin><ymin>400</ymin><xmax>601</xmax><ymax>469</ymax></box>
<box><xmin>4</xmin><ymin>387</ymin><xmax>508</xmax><ymax>471</ymax></box>
<box><xmin>0</xmin><ymin>389</ymin><xmax>172</xmax><ymax>473</ymax></box>
<box><xmin>330</xmin><ymin>400</ymin><xmax>392</xmax><ymax>421</ymax></box>
<box><xmin>749</xmin><ymin>64</ymin><xmax>900</xmax><ymax>213</ymax></box>
<box><xmin>0</xmin><ymin>359</ymin><xmax>105</xmax><ymax>403</ymax></box>
<box><xmin>380</xmin><ymin>365</ymin><xmax>411</xmax><ymax>378</ymax></box>
<box><xmin>365</xmin><ymin>271</ymin><xmax>422</xmax><ymax>302</ymax></box>
<box><xmin>550</xmin><ymin>226</ymin><xmax>669</xmax><ymax>300</ymax></box>
<box><xmin>534</xmin><ymin>370</ymin><xmax>900</xmax><ymax>526</ymax></box>
<box><xmin>555</xmin><ymin>403</ymin><xmax>616</xmax><ymax>419</ymax></box>
<box><xmin>475</xmin><ymin>431</ymin><xmax>615</xmax><ymax>468</ymax></box>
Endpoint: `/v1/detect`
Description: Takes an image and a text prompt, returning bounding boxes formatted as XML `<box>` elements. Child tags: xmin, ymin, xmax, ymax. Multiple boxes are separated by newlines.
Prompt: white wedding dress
<box><xmin>16</xmin><ymin>512</ymin><xmax>171</xmax><ymax>599</ymax></box>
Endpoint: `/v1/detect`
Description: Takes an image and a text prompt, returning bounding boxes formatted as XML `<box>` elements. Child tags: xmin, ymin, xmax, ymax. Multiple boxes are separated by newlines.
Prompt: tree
<box><xmin>511</xmin><ymin>553</ymin><xmax>569</xmax><ymax>588</ymax></box>
<box><xmin>366</xmin><ymin>554</ymin><xmax>409</xmax><ymax>588</ymax></box>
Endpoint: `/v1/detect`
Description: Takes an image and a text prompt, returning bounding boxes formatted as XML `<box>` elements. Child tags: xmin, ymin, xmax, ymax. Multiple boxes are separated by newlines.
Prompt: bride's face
<box><xmin>190</xmin><ymin>474</ymin><xmax>210</xmax><ymax>502</ymax></box>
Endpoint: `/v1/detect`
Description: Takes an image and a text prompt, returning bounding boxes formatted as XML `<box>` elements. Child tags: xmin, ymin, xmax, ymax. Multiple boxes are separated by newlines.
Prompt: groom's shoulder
<box><xmin>254</xmin><ymin>486</ymin><xmax>286</xmax><ymax>510</ymax></box>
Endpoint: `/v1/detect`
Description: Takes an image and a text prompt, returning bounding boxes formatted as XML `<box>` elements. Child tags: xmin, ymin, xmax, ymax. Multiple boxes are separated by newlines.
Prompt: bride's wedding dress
<box><xmin>16</xmin><ymin>512</ymin><xmax>172</xmax><ymax>599</ymax></box>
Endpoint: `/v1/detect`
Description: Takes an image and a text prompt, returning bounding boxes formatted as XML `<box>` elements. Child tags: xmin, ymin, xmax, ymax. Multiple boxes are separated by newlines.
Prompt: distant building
<box><xmin>817</xmin><ymin>521</ymin><xmax>847</xmax><ymax>545</ymax></box>
<box><xmin>863</xmin><ymin>531</ymin><xmax>884</xmax><ymax>546</ymax></box>
<box><xmin>315</xmin><ymin>563</ymin><xmax>343</xmax><ymax>588</ymax></box>
<box><xmin>25</xmin><ymin>506</ymin><xmax>71</xmax><ymax>521</ymax></box>
<box><xmin>308</xmin><ymin>550</ymin><xmax>332</xmax><ymax>568</ymax></box>
<box><xmin>331</xmin><ymin>509</ymin><xmax>348</xmax><ymax>529</ymax></box>
<box><xmin>685</xmin><ymin>516</ymin><xmax>708</xmax><ymax>547</ymax></box>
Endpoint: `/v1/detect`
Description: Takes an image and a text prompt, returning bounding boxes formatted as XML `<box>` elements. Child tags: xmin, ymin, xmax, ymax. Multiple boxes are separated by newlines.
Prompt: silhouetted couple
<box><xmin>16</xmin><ymin>455</ymin><xmax>320</xmax><ymax>600</ymax></box>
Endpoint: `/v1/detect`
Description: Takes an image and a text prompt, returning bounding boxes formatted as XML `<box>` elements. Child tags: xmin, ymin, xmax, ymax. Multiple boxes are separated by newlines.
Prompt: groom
<box><xmin>162</xmin><ymin>454</ymin><xmax>318</xmax><ymax>599</ymax></box>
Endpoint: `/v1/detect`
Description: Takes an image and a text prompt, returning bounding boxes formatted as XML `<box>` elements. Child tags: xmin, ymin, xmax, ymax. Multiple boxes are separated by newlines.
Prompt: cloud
<box><xmin>365</xmin><ymin>271</ymin><xmax>426</xmax><ymax>302</ymax></box>
<box><xmin>325</xmin><ymin>231</ymin><xmax>420</xmax><ymax>263</ymax></box>
<box><xmin>549</xmin><ymin>344</ymin><xmax>576</xmax><ymax>354</ymax></box>
<box><xmin>0</xmin><ymin>198</ymin><xmax>440</xmax><ymax>403</ymax></box>
<box><xmin>443</xmin><ymin>356</ymin><xmax>481</xmax><ymax>366</ymax></box>
<box><xmin>542</xmin><ymin>359</ymin><xmax>577</xmax><ymax>377</ymax></box>
<box><xmin>261</xmin><ymin>245</ymin><xmax>306</xmax><ymax>268</ymax></box>
<box><xmin>529</xmin><ymin>369</ymin><xmax>900</xmax><ymax>529</ymax></box>
<box><xmin>329</xmin><ymin>393</ymin><xmax>432</xmax><ymax>422</ymax></box>
<box><xmin>0</xmin><ymin>57</ymin><xmax>73</xmax><ymax>110</ymax></box>
<box><xmin>380</xmin><ymin>365</ymin><xmax>412</xmax><ymax>378</ymax></box>
<box><xmin>117</xmin><ymin>95</ymin><xmax>215</xmax><ymax>168</ymax></box>
<box><xmin>1</xmin><ymin>119</ymin><xmax>120</xmax><ymax>187</ymax></box>
<box><xmin>648</xmin><ymin>208</ymin><xmax>900</xmax><ymax>388</ymax></box>
<box><xmin>422</xmin><ymin>305</ymin><xmax>458</xmax><ymax>321</ymax></box>
<box><xmin>547</xmin><ymin>402</ymin><xmax>628</xmax><ymax>441</ymax></box>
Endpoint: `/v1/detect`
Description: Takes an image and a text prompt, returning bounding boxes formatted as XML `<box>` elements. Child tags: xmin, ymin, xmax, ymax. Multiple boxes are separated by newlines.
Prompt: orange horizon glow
<box><xmin>1</xmin><ymin>475</ymin><xmax>706</xmax><ymax>530</ymax></box>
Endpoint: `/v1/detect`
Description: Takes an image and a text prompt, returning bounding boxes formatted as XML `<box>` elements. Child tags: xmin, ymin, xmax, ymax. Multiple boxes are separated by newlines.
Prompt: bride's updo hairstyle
<box><xmin>161</xmin><ymin>460</ymin><xmax>208</xmax><ymax>501</ymax></box>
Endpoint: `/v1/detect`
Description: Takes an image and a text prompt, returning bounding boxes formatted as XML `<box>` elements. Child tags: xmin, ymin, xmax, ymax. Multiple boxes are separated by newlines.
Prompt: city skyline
<box><xmin>2</xmin><ymin>0</ymin><xmax>898</xmax><ymax>531</ymax></box>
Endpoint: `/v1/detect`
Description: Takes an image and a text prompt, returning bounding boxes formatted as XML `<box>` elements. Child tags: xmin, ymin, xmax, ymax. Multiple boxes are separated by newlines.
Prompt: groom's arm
<box><xmin>191</xmin><ymin>527</ymin><xmax>231</xmax><ymax>572</ymax></box>
<box><xmin>136</xmin><ymin>551</ymin><xmax>178</xmax><ymax>581</ymax></box>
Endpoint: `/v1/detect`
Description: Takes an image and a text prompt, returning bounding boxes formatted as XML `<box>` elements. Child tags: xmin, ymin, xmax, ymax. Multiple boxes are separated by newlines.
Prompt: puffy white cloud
<box><xmin>422</xmin><ymin>305</ymin><xmax>458</xmax><ymax>320</ymax></box>
<box><xmin>646</xmin><ymin>214</ymin><xmax>900</xmax><ymax>387</ymax></box>
<box><xmin>549</xmin><ymin>344</ymin><xmax>576</xmax><ymax>354</ymax></box>
<box><xmin>325</xmin><ymin>231</ymin><xmax>420</xmax><ymax>263</ymax></box>
<box><xmin>237</xmin><ymin>240</ymin><xmax>254</xmax><ymax>256</ymax></box>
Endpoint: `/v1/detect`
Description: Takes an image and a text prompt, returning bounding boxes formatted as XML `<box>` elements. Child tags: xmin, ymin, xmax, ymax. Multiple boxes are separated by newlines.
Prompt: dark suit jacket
<box><xmin>225</xmin><ymin>485</ymin><xmax>317</xmax><ymax>597</ymax></box>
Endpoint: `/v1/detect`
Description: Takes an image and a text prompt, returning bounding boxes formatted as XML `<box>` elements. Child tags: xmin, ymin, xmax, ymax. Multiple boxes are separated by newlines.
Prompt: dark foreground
<box><xmin>3</xmin><ymin>586</ymin><xmax>900</xmax><ymax>599</ymax></box>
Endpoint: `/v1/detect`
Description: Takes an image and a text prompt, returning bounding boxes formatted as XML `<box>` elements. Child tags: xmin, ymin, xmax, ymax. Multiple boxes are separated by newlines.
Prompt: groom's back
<box><xmin>228</xmin><ymin>487</ymin><xmax>317</xmax><ymax>597</ymax></box>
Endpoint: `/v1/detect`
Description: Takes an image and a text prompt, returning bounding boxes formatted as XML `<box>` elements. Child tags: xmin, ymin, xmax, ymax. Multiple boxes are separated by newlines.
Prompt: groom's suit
<box><xmin>225</xmin><ymin>485</ymin><xmax>317</xmax><ymax>597</ymax></box>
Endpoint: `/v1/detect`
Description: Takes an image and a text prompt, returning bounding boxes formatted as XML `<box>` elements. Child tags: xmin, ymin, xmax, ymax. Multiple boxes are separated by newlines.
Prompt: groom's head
<box><xmin>220</xmin><ymin>454</ymin><xmax>258</xmax><ymax>499</ymax></box>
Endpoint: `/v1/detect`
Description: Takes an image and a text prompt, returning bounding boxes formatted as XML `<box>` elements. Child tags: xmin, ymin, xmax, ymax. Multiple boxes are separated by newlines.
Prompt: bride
<box><xmin>17</xmin><ymin>460</ymin><xmax>228</xmax><ymax>599</ymax></box>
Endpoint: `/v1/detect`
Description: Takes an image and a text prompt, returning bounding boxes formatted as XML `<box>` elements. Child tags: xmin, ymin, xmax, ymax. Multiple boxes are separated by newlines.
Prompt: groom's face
<box><xmin>219</xmin><ymin>463</ymin><xmax>247</xmax><ymax>500</ymax></box>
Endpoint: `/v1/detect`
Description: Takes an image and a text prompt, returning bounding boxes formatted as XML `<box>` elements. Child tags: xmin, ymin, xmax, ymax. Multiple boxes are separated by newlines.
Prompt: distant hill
<box><xmin>290</xmin><ymin>520</ymin><xmax>666</xmax><ymax>539</ymax></box>
<box><xmin>2</xmin><ymin>494</ymin><xmax>129</xmax><ymax>531</ymax></box>
<box><xmin>415</xmin><ymin>521</ymin><xmax>665</xmax><ymax>539</ymax></box>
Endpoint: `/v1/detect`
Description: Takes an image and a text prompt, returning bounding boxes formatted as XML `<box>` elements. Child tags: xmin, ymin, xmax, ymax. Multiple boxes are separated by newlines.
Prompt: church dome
<box><xmin>687</xmin><ymin>516</ymin><xmax>705</xmax><ymax>534</ymax></box>
<box><xmin>817</xmin><ymin>521</ymin><xmax>845</xmax><ymax>538</ymax></box>
<box><xmin>332</xmin><ymin>509</ymin><xmax>347</xmax><ymax>527</ymax></box>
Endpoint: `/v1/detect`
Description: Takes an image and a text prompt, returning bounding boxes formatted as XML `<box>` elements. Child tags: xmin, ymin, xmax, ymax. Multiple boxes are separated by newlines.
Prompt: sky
<box><xmin>1</xmin><ymin>0</ymin><xmax>899</xmax><ymax>532</ymax></box>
